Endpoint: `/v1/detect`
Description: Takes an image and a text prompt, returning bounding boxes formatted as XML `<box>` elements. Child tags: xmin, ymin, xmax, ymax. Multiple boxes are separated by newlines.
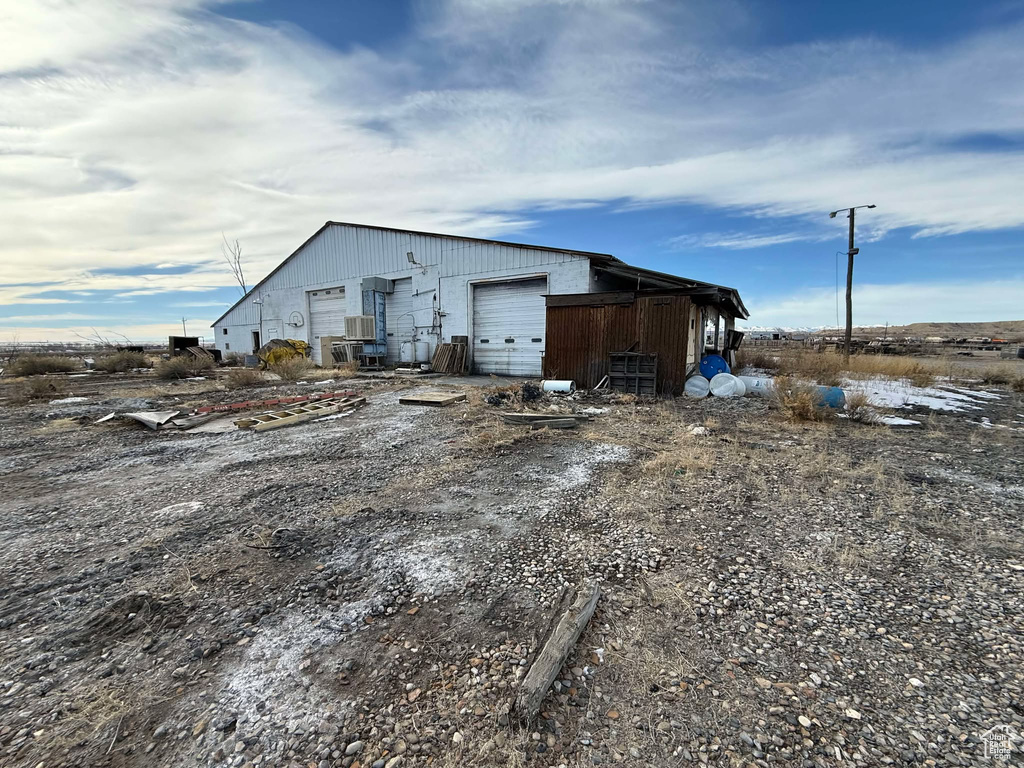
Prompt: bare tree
<box><xmin>221</xmin><ymin>235</ymin><xmax>247</xmax><ymax>295</ymax></box>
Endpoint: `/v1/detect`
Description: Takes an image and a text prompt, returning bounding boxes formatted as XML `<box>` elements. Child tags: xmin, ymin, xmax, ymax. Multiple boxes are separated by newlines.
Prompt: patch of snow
<box><xmin>842</xmin><ymin>376</ymin><xmax>996</xmax><ymax>413</ymax></box>
<box><xmin>878</xmin><ymin>415</ymin><xmax>920</xmax><ymax>427</ymax></box>
<box><xmin>48</xmin><ymin>396</ymin><xmax>88</xmax><ymax>404</ymax></box>
<box><xmin>581</xmin><ymin>407</ymin><xmax>609</xmax><ymax>415</ymax></box>
<box><xmin>316</xmin><ymin>411</ymin><xmax>353</xmax><ymax>422</ymax></box>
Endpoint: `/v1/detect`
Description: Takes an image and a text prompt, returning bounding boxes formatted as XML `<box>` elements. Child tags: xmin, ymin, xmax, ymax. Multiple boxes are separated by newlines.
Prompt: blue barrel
<box><xmin>817</xmin><ymin>386</ymin><xmax>846</xmax><ymax>409</ymax></box>
<box><xmin>699</xmin><ymin>354</ymin><xmax>730</xmax><ymax>379</ymax></box>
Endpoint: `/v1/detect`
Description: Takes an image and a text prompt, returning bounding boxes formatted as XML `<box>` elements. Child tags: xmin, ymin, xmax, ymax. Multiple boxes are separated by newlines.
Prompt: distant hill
<box><xmin>815</xmin><ymin>320</ymin><xmax>1024</xmax><ymax>341</ymax></box>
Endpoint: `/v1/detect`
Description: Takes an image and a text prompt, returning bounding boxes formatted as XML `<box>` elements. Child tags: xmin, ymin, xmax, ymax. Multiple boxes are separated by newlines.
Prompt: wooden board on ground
<box><xmin>398</xmin><ymin>392</ymin><xmax>467</xmax><ymax>407</ymax></box>
<box><xmin>501</xmin><ymin>412</ymin><xmax>589</xmax><ymax>425</ymax></box>
<box><xmin>235</xmin><ymin>396</ymin><xmax>366</xmax><ymax>432</ymax></box>
<box><xmin>514</xmin><ymin>580</ymin><xmax>600</xmax><ymax>723</ymax></box>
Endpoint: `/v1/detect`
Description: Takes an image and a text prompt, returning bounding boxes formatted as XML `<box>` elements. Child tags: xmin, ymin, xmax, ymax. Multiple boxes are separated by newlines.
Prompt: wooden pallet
<box><xmin>609</xmin><ymin>352</ymin><xmax>657</xmax><ymax>395</ymax></box>
<box><xmin>235</xmin><ymin>396</ymin><xmax>366</xmax><ymax>431</ymax></box>
<box><xmin>430</xmin><ymin>343</ymin><xmax>468</xmax><ymax>374</ymax></box>
<box><xmin>398</xmin><ymin>391</ymin><xmax>467</xmax><ymax>407</ymax></box>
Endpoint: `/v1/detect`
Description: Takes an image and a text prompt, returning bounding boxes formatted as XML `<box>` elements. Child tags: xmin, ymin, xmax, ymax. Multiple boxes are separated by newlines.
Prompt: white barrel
<box><xmin>709</xmin><ymin>372</ymin><xmax>741</xmax><ymax>397</ymax></box>
<box><xmin>684</xmin><ymin>375</ymin><xmax>710</xmax><ymax>398</ymax></box>
<box><xmin>400</xmin><ymin>341</ymin><xmax>415</xmax><ymax>364</ymax></box>
<box><xmin>541</xmin><ymin>379</ymin><xmax>576</xmax><ymax>393</ymax></box>
<box><xmin>414</xmin><ymin>341</ymin><xmax>430</xmax><ymax>362</ymax></box>
<box><xmin>737</xmin><ymin>375</ymin><xmax>773</xmax><ymax>397</ymax></box>
<box><xmin>732</xmin><ymin>376</ymin><xmax>747</xmax><ymax>397</ymax></box>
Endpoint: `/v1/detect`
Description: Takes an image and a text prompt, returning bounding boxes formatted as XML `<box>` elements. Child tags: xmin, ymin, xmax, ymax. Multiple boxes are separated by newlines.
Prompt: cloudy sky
<box><xmin>2</xmin><ymin>0</ymin><xmax>1023</xmax><ymax>341</ymax></box>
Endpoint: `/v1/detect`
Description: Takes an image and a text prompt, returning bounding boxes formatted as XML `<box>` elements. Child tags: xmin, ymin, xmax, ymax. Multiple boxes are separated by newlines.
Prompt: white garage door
<box><xmin>472</xmin><ymin>278</ymin><xmax>547</xmax><ymax>376</ymax></box>
<box><xmin>386</xmin><ymin>278</ymin><xmax>414</xmax><ymax>363</ymax></box>
<box><xmin>308</xmin><ymin>287</ymin><xmax>346</xmax><ymax>364</ymax></box>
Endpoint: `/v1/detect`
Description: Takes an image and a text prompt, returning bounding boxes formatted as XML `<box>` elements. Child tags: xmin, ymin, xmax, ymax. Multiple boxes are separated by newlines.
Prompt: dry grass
<box><xmin>976</xmin><ymin>363</ymin><xmax>1024</xmax><ymax>392</ymax></box>
<box><xmin>643</xmin><ymin>437</ymin><xmax>712</xmax><ymax>482</ymax></box>
<box><xmin>34</xmin><ymin>417</ymin><xmax>79</xmax><ymax>434</ymax></box>
<box><xmin>844</xmin><ymin>391</ymin><xmax>878</xmax><ymax>424</ymax></box>
<box><xmin>224</xmin><ymin>367</ymin><xmax>266</xmax><ymax>388</ymax></box>
<box><xmin>769</xmin><ymin>375</ymin><xmax>834</xmax><ymax>422</ymax></box>
<box><xmin>268</xmin><ymin>356</ymin><xmax>315</xmax><ymax>381</ymax></box>
<box><xmin>8</xmin><ymin>354</ymin><xmax>80</xmax><ymax>376</ymax></box>
<box><xmin>765</xmin><ymin>348</ymin><xmax>941</xmax><ymax>388</ymax></box>
<box><xmin>734</xmin><ymin>347</ymin><xmax>780</xmax><ymax>372</ymax></box>
<box><xmin>335</xmin><ymin>360</ymin><xmax>361</xmax><ymax>377</ymax></box>
<box><xmin>95</xmin><ymin>350</ymin><xmax>150</xmax><ymax>373</ymax></box>
<box><xmin>8</xmin><ymin>376</ymin><xmax>70</xmax><ymax>404</ymax></box>
<box><xmin>155</xmin><ymin>354</ymin><xmax>215</xmax><ymax>380</ymax></box>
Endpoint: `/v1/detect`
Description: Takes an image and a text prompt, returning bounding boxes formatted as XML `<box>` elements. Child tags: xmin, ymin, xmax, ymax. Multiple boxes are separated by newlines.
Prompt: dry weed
<box><xmin>95</xmin><ymin>350</ymin><xmax>150</xmax><ymax>373</ymax></box>
<box><xmin>336</xmin><ymin>360</ymin><xmax>361</xmax><ymax>377</ymax></box>
<box><xmin>770</xmin><ymin>349</ymin><xmax>941</xmax><ymax>387</ymax></box>
<box><xmin>34</xmin><ymin>417</ymin><xmax>79</xmax><ymax>434</ymax></box>
<box><xmin>156</xmin><ymin>355</ymin><xmax>215</xmax><ymax>380</ymax></box>
<box><xmin>844</xmin><ymin>391</ymin><xmax>878</xmax><ymax>424</ymax></box>
<box><xmin>734</xmin><ymin>347</ymin><xmax>780</xmax><ymax>372</ymax></box>
<box><xmin>9</xmin><ymin>376</ymin><xmax>69</xmax><ymax>404</ymax></box>
<box><xmin>224</xmin><ymin>367</ymin><xmax>266</xmax><ymax>388</ymax></box>
<box><xmin>8</xmin><ymin>354</ymin><xmax>80</xmax><ymax>376</ymax></box>
<box><xmin>769</xmin><ymin>376</ymin><xmax>834</xmax><ymax>422</ymax></box>
<box><xmin>268</xmin><ymin>355</ymin><xmax>314</xmax><ymax>381</ymax></box>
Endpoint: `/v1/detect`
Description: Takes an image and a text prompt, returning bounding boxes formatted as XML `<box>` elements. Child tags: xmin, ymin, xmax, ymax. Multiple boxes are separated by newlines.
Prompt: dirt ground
<box><xmin>0</xmin><ymin>370</ymin><xmax>1022</xmax><ymax>768</ymax></box>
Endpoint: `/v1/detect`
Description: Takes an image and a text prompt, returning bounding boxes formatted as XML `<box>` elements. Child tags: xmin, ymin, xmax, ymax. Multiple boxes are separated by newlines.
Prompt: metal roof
<box><xmin>211</xmin><ymin>221</ymin><xmax>747</xmax><ymax>325</ymax></box>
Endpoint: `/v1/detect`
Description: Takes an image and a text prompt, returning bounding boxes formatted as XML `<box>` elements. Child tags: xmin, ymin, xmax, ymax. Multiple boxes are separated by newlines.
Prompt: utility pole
<box><xmin>829</xmin><ymin>204</ymin><xmax>876</xmax><ymax>362</ymax></box>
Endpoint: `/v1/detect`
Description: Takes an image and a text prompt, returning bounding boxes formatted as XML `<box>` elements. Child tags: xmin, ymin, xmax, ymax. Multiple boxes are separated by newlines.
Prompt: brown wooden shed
<box><xmin>543</xmin><ymin>286</ymin><xmax>745</xmax><ymax>395</ymax></box>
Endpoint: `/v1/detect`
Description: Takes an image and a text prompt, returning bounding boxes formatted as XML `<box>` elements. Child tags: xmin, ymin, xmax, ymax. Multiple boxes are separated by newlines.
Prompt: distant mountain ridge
<box><xmin>819</xmin><ymin>320</ymin><xmax>1024</xmax><ymax>340</ymax></box>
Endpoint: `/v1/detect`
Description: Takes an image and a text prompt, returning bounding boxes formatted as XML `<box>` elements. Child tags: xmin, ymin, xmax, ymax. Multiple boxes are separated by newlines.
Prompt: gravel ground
<box><xmin>0</xmin><ymin>373</ymin><xmax>1021</xmax><ymax>767</ymax></box>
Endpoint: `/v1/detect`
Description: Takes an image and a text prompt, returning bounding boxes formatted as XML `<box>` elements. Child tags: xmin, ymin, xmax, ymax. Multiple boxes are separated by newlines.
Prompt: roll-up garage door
<box><xmin>386</xmin><ymin>278</ymin><xmax>414</xmax><ymax>363</ymax></box>
<box><xmin>472</xmin><ymin>277</ymin><xmax>547</xmax><ymax>376</ymax></box>
<box><xmin>308</xmin><ymin>287</ymin><xmax>346</xmax><ymax>364</ymax></box>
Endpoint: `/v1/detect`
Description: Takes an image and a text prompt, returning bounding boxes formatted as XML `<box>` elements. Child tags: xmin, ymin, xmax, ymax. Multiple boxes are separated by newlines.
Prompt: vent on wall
<box><xmin>344</xmin><ymin>315</ymin><xmax>376</xmax><ymax>340</ymax></box>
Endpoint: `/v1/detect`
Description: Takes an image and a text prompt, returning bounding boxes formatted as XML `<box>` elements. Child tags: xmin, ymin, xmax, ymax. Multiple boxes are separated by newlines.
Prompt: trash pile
<box><xmin>95</xmin><ymin>391</ymin><xmax>363</xmax><ymax>433</ymax></box>
<box><xmin>686</xmin><ymin>354</ymin><xmax>847</xmax><ymax>409</ymax></box>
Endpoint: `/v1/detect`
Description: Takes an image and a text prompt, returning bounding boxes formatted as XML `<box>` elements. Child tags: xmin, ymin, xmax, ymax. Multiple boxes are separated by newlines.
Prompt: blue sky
<box><xmin>1</xmin><ymin>0</ymin><xmax>1023</xmax><ymax>341</ymax></box>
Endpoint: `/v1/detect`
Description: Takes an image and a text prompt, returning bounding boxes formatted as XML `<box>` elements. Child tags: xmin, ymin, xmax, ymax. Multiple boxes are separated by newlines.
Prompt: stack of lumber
<box><xmin>431</xmin><ymin>342</ymin><xmax>468</xmax><ymax>374</ymax></box>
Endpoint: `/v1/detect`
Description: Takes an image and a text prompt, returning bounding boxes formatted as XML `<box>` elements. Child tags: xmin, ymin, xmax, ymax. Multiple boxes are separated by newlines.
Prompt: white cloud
<box><xmin>669</xmin><ymin>231</ymin><xmax>821</xmax><ymax>250</ymax></box>
<box><xmin>746</xmin><ymin>279</ymin><xmax>1024</xmax><ymax>328</ymax></box>
<box><xmin>0</xmin><ymin>313</ymin><xmax>102</xmax><ymax>323</ymax></box>
<box><xmin>1</xmin><ymin>0</ymin><xmax>1023</xmax><ymax>336</ymax></box>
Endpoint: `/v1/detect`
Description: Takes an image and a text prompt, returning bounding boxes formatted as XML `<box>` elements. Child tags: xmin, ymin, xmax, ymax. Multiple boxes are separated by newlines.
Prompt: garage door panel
<box><xmin>309</xmin><ymin>287</ymin><xmax>346</xmax><ymax>365</ymax></box>
<box><xmin>473</xmin><ymin>278</ymin><xmax>546</xmax><ymax>376</ymax></box>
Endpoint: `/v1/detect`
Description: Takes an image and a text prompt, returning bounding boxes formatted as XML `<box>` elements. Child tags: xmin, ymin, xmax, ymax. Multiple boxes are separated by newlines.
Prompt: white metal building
<box><xmin>211</xmin><ymin>222</ymin><xmax>746</xmax><ymax>376</ymax></box>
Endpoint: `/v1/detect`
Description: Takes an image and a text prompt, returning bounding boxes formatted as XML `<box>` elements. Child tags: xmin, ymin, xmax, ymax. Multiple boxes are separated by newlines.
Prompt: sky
<box><xmin>1</xmin><ymin>0</ymin><xmax>1023</xmax><ymax>342</ymax></box>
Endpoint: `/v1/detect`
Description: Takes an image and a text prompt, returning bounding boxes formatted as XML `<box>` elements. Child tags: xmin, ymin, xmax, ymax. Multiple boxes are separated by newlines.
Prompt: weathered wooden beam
<box><xmin>514</xmin><ymin>581</ymin><xmax>600</xmax><ymax>723</ymax></box>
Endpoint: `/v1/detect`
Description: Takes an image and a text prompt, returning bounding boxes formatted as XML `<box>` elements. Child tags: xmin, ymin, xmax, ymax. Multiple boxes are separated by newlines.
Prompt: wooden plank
<box><xmin>529</xmin><ymin>418</ymin><xmax>578</xmax><ymax>430</ymax></box>
<box><xmin>500</xmin><ymin>412</ymin><xmax>588</xmax><ymax>424</ymax></box>
<box><xmin>514</xmin><ymin>581</ymin><xmax>600</xmax><ymax>723</ymax></box>
<box><xmin>398</xmin><ymin>391</ymin><xmax>467</xmax><ymax>406</ymax></box>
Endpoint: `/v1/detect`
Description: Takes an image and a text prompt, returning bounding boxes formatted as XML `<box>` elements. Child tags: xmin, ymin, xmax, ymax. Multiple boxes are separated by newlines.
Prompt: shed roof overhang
<box><xmin>586</xmin><ymin>259</ymin><xmax>749</xmax><ymax>319</ymax></box>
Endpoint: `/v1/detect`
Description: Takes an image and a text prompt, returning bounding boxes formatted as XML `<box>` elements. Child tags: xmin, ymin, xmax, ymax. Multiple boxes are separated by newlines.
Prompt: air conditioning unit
<box><xmin>344</xmin><ymin>315</ymin><xmax>376</xmax><ymax>340</ymax></box>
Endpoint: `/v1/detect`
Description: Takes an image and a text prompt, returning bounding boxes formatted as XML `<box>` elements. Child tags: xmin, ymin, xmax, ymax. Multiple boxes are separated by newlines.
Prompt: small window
<box><xmin>223</xmin><ymin>328</ymin><xmax>228</xmax><ymax>335</ymax></box>
<box><xmin>480</xmin><ymin>339</ymin><xmax>489</xmax><ymax>344</ymax></box>
<box><xmin>225</xmin><ymin>342</ymin><xmax>230</xmax><ymax>350</ymax></box>
<box><xmin>505</xmin><ymin>338</ymin><xmax>515</xmax><ymax>343</ymax></box>
<box><xmin>531</xmin><ymin>337</ymin><xmax>542</xmax><ymax>343</ymax></box>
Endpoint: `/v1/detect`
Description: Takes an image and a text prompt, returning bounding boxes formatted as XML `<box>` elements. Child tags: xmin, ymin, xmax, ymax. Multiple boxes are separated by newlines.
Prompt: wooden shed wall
<box><xmin>544</xmin><ymin>295</ymin><xmax>693</xmax><ymax>394</ymax></box>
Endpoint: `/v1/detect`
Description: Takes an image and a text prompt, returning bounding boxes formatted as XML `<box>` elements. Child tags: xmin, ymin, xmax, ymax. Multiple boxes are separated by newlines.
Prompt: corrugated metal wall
<box><xmin>544</xmin><ymin>295</ymin><xmax>693</xmax><ymax>395</ymax></box>
<box><xmin>219</xmin><ymin>224</ymin><xmax>587</xmax><ymax>328</ymax></box>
